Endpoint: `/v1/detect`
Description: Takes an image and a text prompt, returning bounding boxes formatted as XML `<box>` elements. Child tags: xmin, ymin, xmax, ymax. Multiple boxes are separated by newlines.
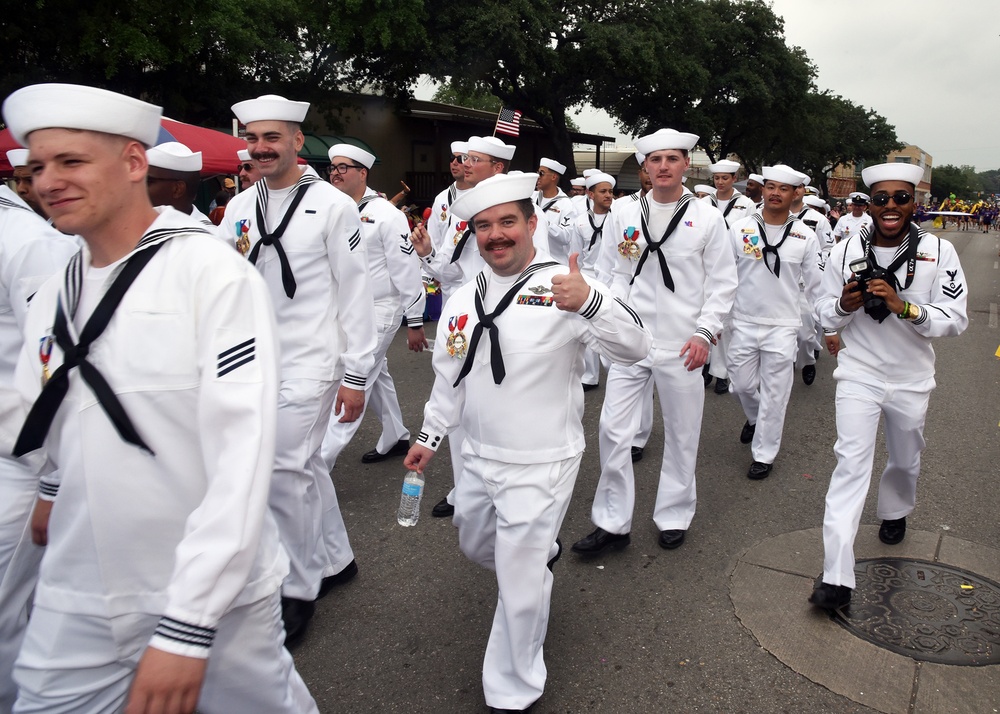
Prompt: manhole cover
<box><xmin>831</xmin><ymin>558</ymin><xmax>1000</xmax><ymax>665</ymax></box>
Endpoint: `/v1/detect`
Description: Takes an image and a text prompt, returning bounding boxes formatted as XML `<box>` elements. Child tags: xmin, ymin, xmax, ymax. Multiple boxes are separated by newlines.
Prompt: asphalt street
<box><xmin>293</xmin><ymin>226</ymin><xmax>1000</xmax><ymax>713</ymax></box>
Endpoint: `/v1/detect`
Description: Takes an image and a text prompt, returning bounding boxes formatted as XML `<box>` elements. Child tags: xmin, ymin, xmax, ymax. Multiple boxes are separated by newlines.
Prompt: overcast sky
<box><xmin>571</xmin><ymin>0</ymin><xmax>1000</xmax><ymax>172</ymax></box>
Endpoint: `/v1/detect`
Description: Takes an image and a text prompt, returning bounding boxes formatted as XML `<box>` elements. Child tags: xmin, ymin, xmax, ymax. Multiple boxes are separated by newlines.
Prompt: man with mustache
<box><xmin>404</xmin><ymin>172</ymin><xmax>649</xmax><ymax>712</ymax></box>
<box><xmin>810</xmin><ymin>162</ymin><xmax>969</xmax><ymax>611</ymax></box>
<box><xmin>222</xmin><ymin>94</ymin><xmax>377</xmax><ymax>644</ymax></box>
<box><xmin>573</xmin><ymin>128</ymin><xmax>737</xmax><ymax>555</ymax></box>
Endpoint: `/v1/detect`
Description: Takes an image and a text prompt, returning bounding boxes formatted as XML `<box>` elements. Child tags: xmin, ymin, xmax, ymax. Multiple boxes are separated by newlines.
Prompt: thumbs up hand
<box><xmin>551</xmin><ymin>252</ymin><xmax>592</xmax><ymax>312</ymax></box>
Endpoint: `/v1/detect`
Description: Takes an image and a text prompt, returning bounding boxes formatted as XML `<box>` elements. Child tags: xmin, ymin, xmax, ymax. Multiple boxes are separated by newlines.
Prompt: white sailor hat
<box><xmin>328</xmin><ymin>143</ymin><xmax>376</xmax><ymax>169</ymax></box>
<box><xmin>633</xmin><ymin>128</ymin><xmax>699</xmax><ymax>155</ymax></box>
<box><xmin>694</xmin><ymin>184</ymin><xmax>716</xmax><ymax>196</ymax></box>
<box><xmin>709</xmin><ymin>159</ymin><xmax>741</xmax><ymax>174</ymax></box>
<box><xmin>237</xmin><ymin>149</ymin><xmax>252</xmax><ymax>162</ymax></box>
<box><xmin>747</xmin><ymin>173</ymin><xmax>764</xmax><ymax>185</ymax></box>
<box><xmin>467</xmin><ymin>135</ymin><xmax>516</xmax><ymax>161</ymax></box>
<box><xmin>3</xmin><ymin>83</ymin><xmax>162</xmax><ymax>147</ymax></box>
<box><xmin>635</xmin><ymin>151</ymin><xmax>646</xmax><ymax>164</ymax></box>
<box><xmin>539</xmin><ymin>158</ymin><xmax>567</xmax><ymax>175</ymax></box>
<box><xmin>803</xmin><ymin>194</ymin><xmax>826</xmax><ymax>210</ymax></box>
<box><xmin>232</xmin><ymin>94</ymin><xmax>309</xmax><ymax>125</ymax></box>
<box><xmin>450</xmin><ymin>140</ymin><xmax>469</xmax><ymax>155</ymax></box>
<box><xmin>570</xmin><ymin>177</ymin><xmax>586</xmax><ymax>187</ymax></box>
<box><xmin>582</xmin><ymin>168</ymin><xmax>601</xmax><ymax>178</ymax></box>
<box><xmin>6</xmin><ymin>149</ymin><xmax>29</xmax><ymax>168</ymax></box>
<box><xmin>848</xmin><ymin>191</ymin><xmax>870</xmax><ymax>203</ymax></box>
<box><xmin>804</xmin><ymin>185</ymin><xmax>819</xmax><ymax>196</ymax></box>
<box><xmin>450</xmin><ymin>172</ymin><xmax>537</xmax><ymax>222</ymax></box>
<box><xmin>762</xmin><ymin>165</ymin><xmax>805</xmax><ymax>187</ymax></box>
<box><xmin>861</xmin><ymin>162</ymin><xmax>924</xmax><ymax>189</ymax></box>
<box><xmin>147</xmin><ymin>142</ymin><xmax>202</xmax><ymax>173</ymax></box>
<box><xmin>798</xmin><ymin>171</ymin><xmax>811</xmax><ymax>187</ymax></box>
<box><xmin>586</xmin><ymin>172</ymin><xmax>616</xmax><ymax>189</ymax></box>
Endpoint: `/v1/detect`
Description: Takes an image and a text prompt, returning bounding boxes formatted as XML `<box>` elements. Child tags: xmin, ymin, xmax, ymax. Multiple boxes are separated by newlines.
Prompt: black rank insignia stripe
<box><xmin>942</xmin><ymin>284</ymin><xmax>964</xmax><ymax>299</ymax></box>
<box><xmin>217</xmin><ymin>338</ymin><xmax>255</xmax><ymax>377</ymax></box>
<box><xmin>347</xmin><ymin>230</ymin><xmax>361</xmax><ymax>251</ymax></box>
<box><xmin>400</xmin><ymin>238</ymin><xmax>415</xmax><ymax>255</ymax></box>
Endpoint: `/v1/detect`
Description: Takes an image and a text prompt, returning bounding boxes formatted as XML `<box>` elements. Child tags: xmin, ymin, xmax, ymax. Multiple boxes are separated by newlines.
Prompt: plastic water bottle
<box><xmin>397</xmin><ymin>471</ymin><xmax>424</xmax><ymax>527</ymax></box>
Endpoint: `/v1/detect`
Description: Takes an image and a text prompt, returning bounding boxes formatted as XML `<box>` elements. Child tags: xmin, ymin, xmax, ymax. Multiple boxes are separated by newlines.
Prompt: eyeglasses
<box><xmin>147</xmin><ymin>176</ymin><xmax>181</xmax><ymax>184</ymax></box>
<box><xmin>238</xmin><ymin>163</ymin><xmax>254</xmax><ymax>172</ymax></box>
<box><xmin>329</xmin><ymin>163</ymin><xmax>365</xmax><ymax>175</ymax></box>
<box><xmin>871</xmin><ymin>191</ymin><xmax>913</xmax><ymax>207</ymax></box>
<box><xmin>462</xmin><ymin>155</ymin><xmax>497</xmax><ymax>166</ymax></box>
<box><xmin>450</xmin><ymin>154</ymin><xmax>466</xmax><ymax>163</ymax></box>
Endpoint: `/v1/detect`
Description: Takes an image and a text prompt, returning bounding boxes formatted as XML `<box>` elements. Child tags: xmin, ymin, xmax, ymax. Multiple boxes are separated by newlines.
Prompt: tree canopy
<box><xmin>3</xmin><ymin>0</ymin><xmax>906</xmax><ymax>187</ymax></box>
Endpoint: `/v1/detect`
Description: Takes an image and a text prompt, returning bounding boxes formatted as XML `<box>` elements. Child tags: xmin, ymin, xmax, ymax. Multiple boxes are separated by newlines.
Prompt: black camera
<box><xmin>848</xmin><ymin>257</ymin><xmax>892</xmax><ymax>320</ymax></box>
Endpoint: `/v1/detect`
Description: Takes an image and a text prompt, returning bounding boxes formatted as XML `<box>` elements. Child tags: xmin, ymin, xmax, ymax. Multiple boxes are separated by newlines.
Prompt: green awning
<box><xmin>300</xmin><ymin>134</ymin><xmax>380</xmax><ymax>164</ymax></box>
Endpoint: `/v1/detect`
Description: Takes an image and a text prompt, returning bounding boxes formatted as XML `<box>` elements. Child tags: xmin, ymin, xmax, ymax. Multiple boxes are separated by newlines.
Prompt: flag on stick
<box><xmin>494</xmin><ymin>107</ymin><xmax>522</xmax><ymax>137</ymax></box>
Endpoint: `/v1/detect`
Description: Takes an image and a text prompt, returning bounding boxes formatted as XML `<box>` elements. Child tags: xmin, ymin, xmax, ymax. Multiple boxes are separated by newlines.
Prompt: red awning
<box><xmin>0</xmin><ymin>118</ymin><xmax>248</xmax><ymax>176</ymax></box>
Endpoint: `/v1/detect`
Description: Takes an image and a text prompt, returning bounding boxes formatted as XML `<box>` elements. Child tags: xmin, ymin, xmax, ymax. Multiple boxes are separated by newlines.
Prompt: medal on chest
<box><xmin>38</xmin><ymin>334</ymin><xmax>54</xmax><ymax>387</ymax></box>
<box><xmin>439</xmin><ymin>204</ymin><xmax>448</xmax><ymax>222</ymax></box>
<box><xmin>446</xmin><ymin>313</ymin><xmax>469</xmax><ymax>358</ymax></box>
<box><xmin>742</xmin><ymin>234</ymin><xmax>762</xmax><ymax>260</ymax></box>
<box><xmin>452</xmin><ymin>221</ymin><xmax>468</xmax><ymax>246</ymax></box>
<box><xmin>236</xmin><ymin>219</ymin><xmax>252</xmax><ymax>256</ymax></box>
<box><xmin>618</xmin><ymin>227</ymin><xmax>641</xmax><ymax>260</ymax></box>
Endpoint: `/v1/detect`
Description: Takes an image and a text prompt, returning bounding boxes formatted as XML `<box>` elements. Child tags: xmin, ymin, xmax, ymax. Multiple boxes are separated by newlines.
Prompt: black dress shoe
<box><xmin>747</xmin><ymin>461</ymin><xmax>772</xmax><ymax>480</ymax></box>
<box><xmin>879</xmin><ymin>517</ymin><xmax>906</xmax><ymax>545</ymax></box>
<box><xmin>547</xmin><ymin>538</ymin><xmax>562</xmax><ymax>572</ymax></box>
<box><xmin>630</xmin><ymin>446</ymin><xmax>644</xmax><ymax>463</ymax></box>
<box><xmin>281</xmin><ymin>597</ymin><xmax>316</xmax><ymax>647</ymax></box>
<box><xmin>360</xmin><ymin>438</ymin><xmax>409</xmax><ymax>464</ymax></box>
<box><xmin>714</xmin><ymin>377</ymin><xmax>729</xmax><ymax>394</ymax></box>
<box><xmin>431</xmin><ymin>497</ymin><xmax>455</xmax><ymax>518</ymax></box>
<box><xmin>318</xmin><ymin>559</ymin><xmax>358</xmax><ymax>599</ymax></box>
<box><xmin>658</xmin><ymin>529</ymin><xmax>685</xmax><ymax>550</ymax></box>
<box><xmin>571</xmin><ymin>527</ymin><xmax>630</xmax><ymax>555</ymax></box>
<box><xmin>582</xmin><ymin>382</ymin><xmax>599</xmax><ymax>392</ymax></box>
<box><xmin>809</xmin><ymin>582</ymin><xmax>852</xmax><ymax>611</ymax></box>
<box><xmin>802</xmin><ymin>365</ymin><xmax>816</xmax><ymax>385</ymax></box>
<box><xmin>739</xmin><ymin>420</ymin><xmax>756</xmax><ymax>444</ymax></box>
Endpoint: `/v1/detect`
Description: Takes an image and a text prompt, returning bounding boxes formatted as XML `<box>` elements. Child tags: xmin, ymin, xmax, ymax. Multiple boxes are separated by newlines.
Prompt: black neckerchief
<box><xmin>587</xmin><ymin>211</ymin><xmax>606</xmax><ymax>251</ymax></box>
<box><xmin>631</xmin><ymin>193</ymin><xmax>693</xmax><ymax>291</ymax></box>
<box><xmin>752</xmin><ymin>212</ymin><xmax>796</xmax><ymax>278</ymax></box>
<box><xmin>13</xmin><ymin>226</ymin><xmax>198</xmax><ymax>457</ymax></box>
<box><xmin>248</xmin><ymin>173</ymin><xmax>320</xmax><ymax>298</ymax></box>
<box><xmin>450</xmin><ymin>219</ymin><xmax>474</xmax><ymax>264</ymax></box>
<box><xmin>453</xmin><ymin>261</ymin><xmax>560</xmax><ymax>387</ymax></box>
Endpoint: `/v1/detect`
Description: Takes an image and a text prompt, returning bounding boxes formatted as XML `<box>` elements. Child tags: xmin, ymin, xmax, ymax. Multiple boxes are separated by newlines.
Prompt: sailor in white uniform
<box><xmin>427</xmin><ymin>140</ymin><xmax>472</xmax><ymax>260</ymax></box>
<box><xmin>146</xmin><ymin>142</ymin><xmax>215</xmax><ymax>227</ymax></box>
<box><xmin>568</xmin><ymin>171</ymin><xmax>616</xmax><ymax>390</ymax></box>
<box><xmin>223</xmin><ymin>94</ymin><xmax>378</xmax><ymax>643</ymax></box>
<box><xmin>573</xmin><ymin>128</ymin><xmax>737</xmax><ymax>555</ymax></box>
<box><xmin>237</xmin><ymin>148</ymin><xmax>262</xmax><ymax>188</ymax></box>
<box><xmin>320</xmin><ymin>143</ymin><xmax>425</xmax><ymax>468</ymax></box>
<box><xmin>725</xmin><ymin>165</ymin><xmax>823</xmax><ymax>480</ymax></box>
<box><xmin>404</xmin><ymin>172</ymin><xmax>650</xmax><ymax>712</ymax></box>
<box><xmin>809</xmin><ymin>163</ymin><xmax>968</xmax><ymax>611</ymax></box>
<box><xmin>532</xmin><ymin>158</ymin><xmax>576</xmax><ymax>263</ymax></box>
<box><xmin>832</xmin><ymin>192</ymin><xmax>874</xmax><ymax>244</ymax></box>
<box><xmin>4</xmin><ymin>82</ymin><xmax>317</xmax><ymax>714</ymax></box>
<box><xmin>702</xmin><ymin>159</ymin><xmax>757</xmax><ymax>394</ymax></box>
<box><xmin>409</xmin><ymin>136</ymin><xmax>550</xmax><ymax>519</ymax></box>
<box><xmin>0</xmin><ymin>186</ymin><xmax>77</xmax><ymax>711</ymax></box>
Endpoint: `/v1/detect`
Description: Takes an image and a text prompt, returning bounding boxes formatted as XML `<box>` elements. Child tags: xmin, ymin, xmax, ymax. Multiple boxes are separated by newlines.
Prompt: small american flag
<box><xmin>494</xmin><ymin>107</ymin><xmax>522</xmax><ymax>137</ymax></box>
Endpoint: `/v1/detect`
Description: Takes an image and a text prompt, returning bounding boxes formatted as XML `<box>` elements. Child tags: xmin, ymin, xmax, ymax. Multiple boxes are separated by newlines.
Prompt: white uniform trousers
<box><xmin>727</xmin><ymin>320</ymin><xmax>798</xmax><ymax>465</ymax></box>
<box><xmin>13</xmin><ymin>593</ymin><xmax>318</xmax><ymax>714</ymax></box>
<box><xmin>795</xmin><ymin>290</ymin><xmax>821</xmax><ymax>368</ymax></box>
<box><xmin>592</xmin><ymin>350</ymin><xmax>705</xmax><ymax>534</ymax></box>
<box><xmin>320</xmin><ymin>322</ymin><xmax>408</xmax><ymax>468</ymax></box>
<box><xmin>0</xmin><ymin>459</ymin><xmax>43</xmax><ymax>713</ymax></box>
<box><xmin>272</xmin><ymin>378</ymin><xmax>353</xmax><ymax>601</ymax></box>
<box><xmin>598</xmin><ymin>358</ymin><xmax>653</xmax><ymax>448</ymax></box>
<box><xmin>581</xmin><ymin>347</ymin><xmax>601</xmax><ymax>387</ymax></box>
<box><xmin>822</xmin><ymin>375</ymin><xmax>933</xmax><ymax>588</ymax></box>
<box><xmin>454</xmin><ymin>449</ymin><xmax>580</xmax><ymax>711</ymax></box>
<box><xmin>442</xmin><ymin>426</ymin><xmax>467</xmax><ymax>508</ymax></box>
<box><xmin>707</xmin><ymin>326</ymin><xmax>730</xmax><ymax>380</ymax></box>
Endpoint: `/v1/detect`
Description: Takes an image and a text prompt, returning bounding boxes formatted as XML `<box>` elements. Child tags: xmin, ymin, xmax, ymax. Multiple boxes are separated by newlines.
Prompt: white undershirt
<box><xmin>264</xmin><ymin>185</ymin><xmax>296</xmax><ymax>230</ymax></box>
<box><xmin>646</xmin><ymin>197</ymin><xmax>678</xmax><ymax>240</ymax></box>
<box><xmin>74</xmin><ymin>258</ymin><xmax>127</xmax><ymax>330</ymax></box>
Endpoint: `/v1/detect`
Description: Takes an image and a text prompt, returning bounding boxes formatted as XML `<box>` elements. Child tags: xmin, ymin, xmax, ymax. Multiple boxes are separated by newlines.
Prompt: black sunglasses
<box><xmin>238</xmin><ymin>163</ymin><xmax>254</xmax><ymax>172</ymax></box>
<box><xmin>871</xmin><ymin>191</ymin><xmax>913</xmax><ymax>207</ymax></box>
<box><xmin>450</xmin><ymin>154</ymin><xmax>465</xmax><ymax>163</ymax></box>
